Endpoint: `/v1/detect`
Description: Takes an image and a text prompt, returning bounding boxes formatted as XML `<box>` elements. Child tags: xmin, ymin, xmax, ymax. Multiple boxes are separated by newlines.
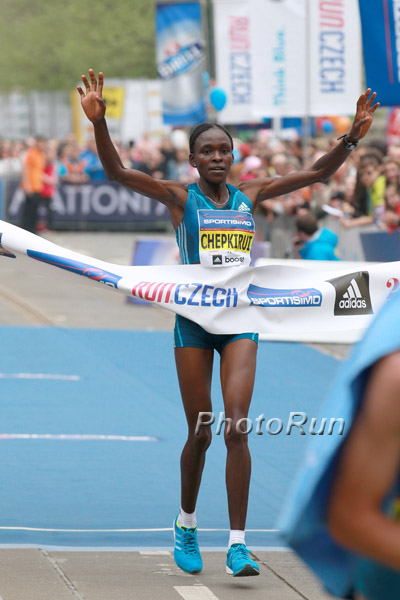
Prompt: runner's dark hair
<box><xmin>189</xmin><ymin>123</ymin><xmax>233</xmax><ymax>153</ymax></box>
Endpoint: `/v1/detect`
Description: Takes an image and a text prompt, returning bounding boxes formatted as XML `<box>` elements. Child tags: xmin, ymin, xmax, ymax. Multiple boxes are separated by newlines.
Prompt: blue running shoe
<box><xmin>226</xmin><ymin>543</ymin><xmax>260</xmax><ymax>576</ymax></box>
<box><xmin>173</xmin><ymin>516</ymin><xmax>203</xmax><ymax>573</ymax></box>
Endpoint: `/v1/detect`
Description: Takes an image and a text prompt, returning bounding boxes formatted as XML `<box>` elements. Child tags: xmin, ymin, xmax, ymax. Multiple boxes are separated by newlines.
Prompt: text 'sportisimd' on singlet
<box><xmin>176</xmin><ymin>183</ymin><xmax>255</xmax><ymax>266</ymax></box>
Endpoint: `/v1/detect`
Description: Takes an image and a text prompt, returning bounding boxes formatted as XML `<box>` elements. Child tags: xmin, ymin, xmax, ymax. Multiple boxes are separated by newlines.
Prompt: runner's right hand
<box><xmin>77</xmin><ymin>69</ymin><xmax>106</xmax><ymax>124</ymax></box>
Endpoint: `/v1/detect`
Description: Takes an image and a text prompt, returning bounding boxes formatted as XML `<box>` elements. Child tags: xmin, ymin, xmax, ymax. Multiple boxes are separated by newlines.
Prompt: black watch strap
<box><xmin>337</xmin><ymin>134</ymin><xmax>358</xmax><ymax>150</ymax></box>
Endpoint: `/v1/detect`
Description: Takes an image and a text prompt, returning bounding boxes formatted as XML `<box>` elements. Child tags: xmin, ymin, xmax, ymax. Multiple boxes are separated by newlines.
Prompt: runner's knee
<box><xmin>224</xmin><ymin>422</ymin><xmax>249</xmax><ymax>450</ymax></box>
<box><xmin>191</xmin><ymin>425</ymin><xmax>212</xmax><ymax>451</ymax></box>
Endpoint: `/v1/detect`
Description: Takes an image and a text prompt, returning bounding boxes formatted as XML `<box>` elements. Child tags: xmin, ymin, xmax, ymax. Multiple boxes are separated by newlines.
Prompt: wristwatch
<box><xmin>337</xmin><ymin>134</ymin><xmax>358</xmax><ymax>150</ymax></box>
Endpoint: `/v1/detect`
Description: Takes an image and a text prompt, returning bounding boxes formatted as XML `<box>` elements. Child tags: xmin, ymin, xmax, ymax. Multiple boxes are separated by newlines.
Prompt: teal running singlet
<box><xmin>176</xmin><ymin>183</ymin><xmax>254</xmax><ymax>266</ymax></box>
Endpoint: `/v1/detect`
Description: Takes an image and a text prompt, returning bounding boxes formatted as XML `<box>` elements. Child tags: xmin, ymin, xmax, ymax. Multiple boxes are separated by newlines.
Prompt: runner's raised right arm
<box><xmin>77</xmin><ymin>70</ymin><xmax>186</xmax><ymax>212</ymax></box>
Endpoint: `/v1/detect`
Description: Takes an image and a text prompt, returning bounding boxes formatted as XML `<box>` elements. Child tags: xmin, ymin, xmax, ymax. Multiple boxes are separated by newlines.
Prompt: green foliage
<box><xmin>0</xmin><ymin>0</ymin><xmax>157</xmax><ymax>91</ymax></box>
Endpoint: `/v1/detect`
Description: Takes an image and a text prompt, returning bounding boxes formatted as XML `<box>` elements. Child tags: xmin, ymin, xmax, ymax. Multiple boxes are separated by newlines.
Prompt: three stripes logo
<box><xmin>328</xmin><ymin>271</ymin><xmax>373</xmax><ymax>316</ymax></box>
<box><xmin>238</xmin><ymin>202</ymin><xmax>251</xmax><ymax>212</ymax></box>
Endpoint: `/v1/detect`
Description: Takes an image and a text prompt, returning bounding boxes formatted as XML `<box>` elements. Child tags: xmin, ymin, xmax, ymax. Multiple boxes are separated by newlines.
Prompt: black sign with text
<box><xmin>4</xmin><ymin>180</ymin><xmax>170</xmax><ymax>229</ymax></box>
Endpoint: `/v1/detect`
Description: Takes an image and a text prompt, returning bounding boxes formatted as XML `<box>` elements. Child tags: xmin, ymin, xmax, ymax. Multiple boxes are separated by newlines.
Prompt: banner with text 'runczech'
<box><xmin>213</xmin><ymin>0</ymin><xmax>362</xmax><ymax>122</ymax></box>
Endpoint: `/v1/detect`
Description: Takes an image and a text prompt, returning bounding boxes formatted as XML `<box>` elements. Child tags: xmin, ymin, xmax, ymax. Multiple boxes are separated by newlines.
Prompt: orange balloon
<box><xmin>335</xmin><ymin>116</ymin><xmax>352</xmax><ymax>134</ymax></box>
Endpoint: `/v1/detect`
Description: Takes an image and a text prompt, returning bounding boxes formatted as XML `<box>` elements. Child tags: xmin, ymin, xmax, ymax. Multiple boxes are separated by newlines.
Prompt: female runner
<box><xmin>77</xmin><ymin>70</ymin><xmax>378</xmax><ymax>577</ymax></box>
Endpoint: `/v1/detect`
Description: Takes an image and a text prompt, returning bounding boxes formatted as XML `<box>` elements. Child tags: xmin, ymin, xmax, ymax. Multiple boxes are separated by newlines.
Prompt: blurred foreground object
<box><xmin>280</xmin><ymin>289</ymin><xmax>400</xmax><ymax>599</ymax></box>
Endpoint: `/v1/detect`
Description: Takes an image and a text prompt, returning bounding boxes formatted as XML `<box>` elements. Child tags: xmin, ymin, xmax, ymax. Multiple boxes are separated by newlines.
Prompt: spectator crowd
<box><xmin>0</xmin><ymin>127</ymin><xmax>399</xmax><ymax>260</ymax></box>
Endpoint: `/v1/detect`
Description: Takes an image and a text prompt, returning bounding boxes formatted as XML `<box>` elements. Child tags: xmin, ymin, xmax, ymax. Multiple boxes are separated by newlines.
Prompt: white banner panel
<box><xmin>213</xmin><ymin>0</ymin><xmax>362</xmax><ymax>122</ymax></box>
<box><xmin>251</xmin><ymin>0</ymin><xmax>307</xmax><ymax>118</ymax></box>
<box><xmin>309</xmin><ymin>0</ymin><xmax>362</xmax><ymax>115</ymax></box>
<box><xmin>212</xmin><ymin>0</ymin><xmax>256</xmax><ymax>124</ymax></box>
<box><xmin>1</xmin><ymin>220</ymin><xmax>400</xmax><ymax>343</ymax></box>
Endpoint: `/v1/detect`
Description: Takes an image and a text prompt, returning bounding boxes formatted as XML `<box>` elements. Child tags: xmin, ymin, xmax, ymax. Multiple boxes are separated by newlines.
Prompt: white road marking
<box><xmin>174</xmin><ymin>586</ymin><xmax>220</xmax><ymax>600</ymax></box>
<box><xmin>0</xmin><ymin>434</ymin><xmax>159</xmax><ymax>441</ymax></box>
<box><xmin>0</xmin><ymin>527</ymin><xmax>173</xmax><ymax>532</ymax></box>
<box><xmin>0</xmin><ymin>373</ymin><xmax>81</xmax><ymax>380</ymax></box>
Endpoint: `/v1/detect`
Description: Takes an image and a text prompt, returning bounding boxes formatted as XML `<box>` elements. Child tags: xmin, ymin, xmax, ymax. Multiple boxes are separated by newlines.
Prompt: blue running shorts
<box><xmin>174</xmin><ymin>315</ymin><xmax>258</xmax><ymax>355</ymax></box>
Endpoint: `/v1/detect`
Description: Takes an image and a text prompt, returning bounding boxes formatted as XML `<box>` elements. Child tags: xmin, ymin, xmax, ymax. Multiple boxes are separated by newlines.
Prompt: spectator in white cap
<box><xmin>240</xmin><ymin>155</ymin><xmax>262</xmax><ymax>181</ymax></box>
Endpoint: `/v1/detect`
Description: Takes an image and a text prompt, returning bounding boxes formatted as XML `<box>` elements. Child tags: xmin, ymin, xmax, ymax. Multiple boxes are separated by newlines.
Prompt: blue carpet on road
<box><xmin>0</xmin><ymin>327</ymin><xmax>341</xmax><ymax>549</ymax></box>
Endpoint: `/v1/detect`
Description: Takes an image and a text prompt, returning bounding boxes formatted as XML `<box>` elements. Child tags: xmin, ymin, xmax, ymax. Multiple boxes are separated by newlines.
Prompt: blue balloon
<box><xmin>322</xmin><ymin>119</ymin><xmax>334</xmax><ymax>133</ymax></box>
<box><xmin>210</xmin><ymin>87</ymin><xmax>227</xmax><ymax>111</ymax></box>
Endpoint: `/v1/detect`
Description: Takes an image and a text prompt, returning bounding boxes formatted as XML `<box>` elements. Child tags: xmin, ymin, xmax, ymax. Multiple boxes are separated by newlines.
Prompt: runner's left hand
<box><xmin>347</xmin><ymin>89</ymin><xmax>379</xmax><ymax>142</ymax></box>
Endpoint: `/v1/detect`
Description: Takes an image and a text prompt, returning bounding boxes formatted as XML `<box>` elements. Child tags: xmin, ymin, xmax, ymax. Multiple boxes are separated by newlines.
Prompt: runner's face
<box><xmin>191</xmin><ymin>129</ymin><xmax>233</xmax><ymax>182</ymax></box>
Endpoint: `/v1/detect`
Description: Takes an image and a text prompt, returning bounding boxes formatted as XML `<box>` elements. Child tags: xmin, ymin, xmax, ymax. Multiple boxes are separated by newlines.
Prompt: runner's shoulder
<box><xmin>238</xmin><ymin>176</ymin><xmax>281</xmax><ymax>203</ymax></box>
<box><xmin>160</xmin><ymin>180</ymin><xmax>189</xmax><ymax>207</ymax></box>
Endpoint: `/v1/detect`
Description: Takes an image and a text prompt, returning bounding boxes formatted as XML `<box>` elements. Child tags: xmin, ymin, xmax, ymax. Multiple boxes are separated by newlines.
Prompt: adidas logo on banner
<box><xmin>238</xmin><ymin>202</ymin><xmax>251</xmax><ymax>212</ymax></box>
<box><xmin>328</xmin><ymin>271</ymin><xmax>373</xmax><ymax>316</ymax></box>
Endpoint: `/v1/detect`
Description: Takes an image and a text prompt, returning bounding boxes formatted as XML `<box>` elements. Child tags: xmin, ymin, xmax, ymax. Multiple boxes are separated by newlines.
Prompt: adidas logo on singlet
<box><xmin>238</xmin><ymin>202</ymin><xmax>251</xmax><ymax>212</ymax></box>
<box><xmin>212</xmin><ymin>255</ymin><xmax>223</xmax><ymax>265</ymax></box>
